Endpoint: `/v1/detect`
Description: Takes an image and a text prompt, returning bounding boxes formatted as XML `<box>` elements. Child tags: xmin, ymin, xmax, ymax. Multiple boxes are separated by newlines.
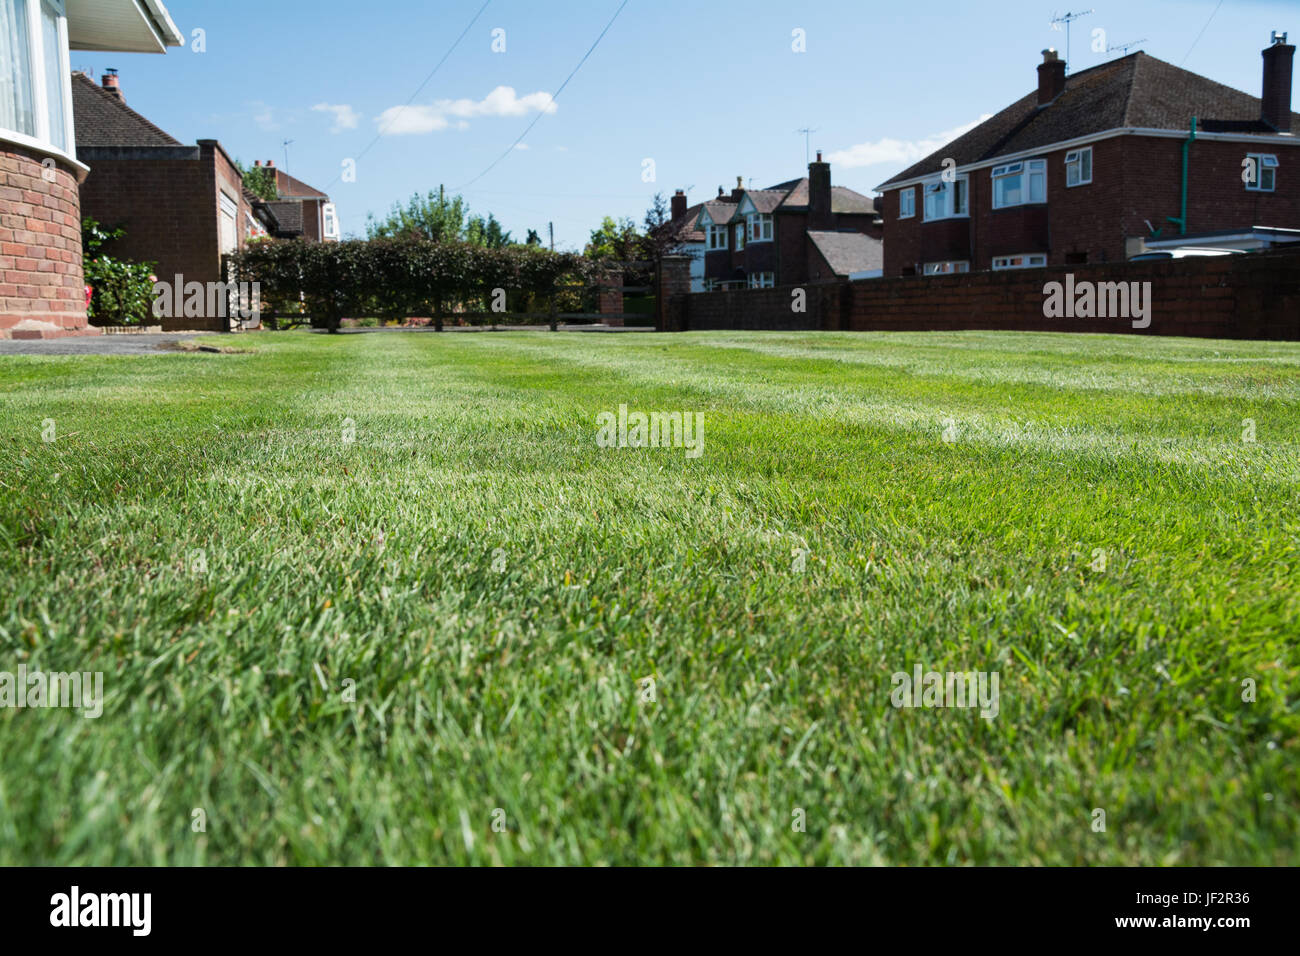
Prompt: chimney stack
<box><xmin>1037</xmin><ymin>49</ymin><xmax>1065</xmax><ymax>105</ymax></box>
<box><xmin>808</xmin><ymin>150</ymin><xmax>832</xmax><ymax>230</ymax></box>
<box><xmin>671</xmin><ymin>189</ymin><xmax>687</xmax><ymax>220</ymax></box>
<box><xmin>1262</xmin><ymin>31</ymin><xmax>1295</xmax><ymax>132</ymax></box>
<box><xmin>101</xmin><ymin>68</ymin><xmax>123</xmax><ymax>103</ymax></box>
<box><xmin>731</xmin><ymin>175</ymin><xmax>744</xmax><ymax>201</ymax></box>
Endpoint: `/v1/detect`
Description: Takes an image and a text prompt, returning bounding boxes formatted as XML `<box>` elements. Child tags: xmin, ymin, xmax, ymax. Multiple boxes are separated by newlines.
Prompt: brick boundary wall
<box><xmin>665</xmin><ymin>248</ymin><xmax>1300</xmax><ymax>340</ymax></box>
<box><xmin>0</xmin><ymin>143</ymin><xmax>91</xmax><ymax>339</ymax></box>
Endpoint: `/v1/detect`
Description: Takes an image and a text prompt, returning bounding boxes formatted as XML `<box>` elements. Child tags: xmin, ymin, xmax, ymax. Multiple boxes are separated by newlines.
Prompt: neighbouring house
<box><xmin>256</xmin><ymin>161</ymin><xmax>340</xmax><ymax>242</ymax></box>
<box><xmin>664</xmin><ymin>189</ymin><xmax>706</xmax><ymax>292</ymax></box>
<box><xmin>875</xmin><ymin>35</ymin><xmax>1299</xmax><ymax>277</ymax></box>
<box><xmin>680</xmin><ymin>156</ymin><xmax>882</xmax><ymax>291</ymax></box>
<box><xmin>71</xmin><ymin>70</ymin><xmax>272</xmax><ymax>331</ymax></box>
<box><xmin>1</xmin><ymin>0</ymin><xmax>182</xmax><ymax>338</ymax></box>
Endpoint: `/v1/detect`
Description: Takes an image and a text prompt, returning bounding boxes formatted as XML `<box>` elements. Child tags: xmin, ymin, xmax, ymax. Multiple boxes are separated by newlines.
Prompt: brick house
<box><xmin>665</xmin><ymin>189</ymin><xmax>706</xmax><ymax>292</ymax></box>
<box><xmin>677</xmin><ymin>156</ymin><xmax>882</xmax><ymax>291</ymax></box>
<box><xmin>1</xmin><ymin>0</ymin><xmax>182</xmax><ymax>339</ymax></box>
<box><xmin>72</xmin><ymin>71</ymin><xmax>281</xmax><ymax>331</ymax></box>
<box><xmin>257</xmin><ymin>162</ymin><xmax>340</xmax><ymax>243</ymax></box>
<box><xmin>876</xmin><ymin>36</ymin><xmax>1299</xmax><ymax>277</ymax></box>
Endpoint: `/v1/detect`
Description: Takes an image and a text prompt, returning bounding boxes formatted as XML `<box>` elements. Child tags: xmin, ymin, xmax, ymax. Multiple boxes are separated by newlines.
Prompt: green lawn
<box><xmin>0</xmin><ymin>329</ymin><xmax>1297</xmax><ymax>865</ymax></box>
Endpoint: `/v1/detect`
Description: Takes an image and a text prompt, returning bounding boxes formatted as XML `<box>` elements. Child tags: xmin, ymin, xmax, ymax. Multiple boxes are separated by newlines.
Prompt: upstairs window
<box><xmin>707</xmin><ymin>224</ymin><xmax>728</xmax><ymax>250</ymax></box>
<box><xmin>322</xmin><ymin>202</ymin><xmax>339</xmax><ymax>240</ymax></box>
<box><xmin>1244</xmin><ymin>153</ymin><xmax>1277</xmax><ymax>192</ymax></box>
<box><xmin>1065</xmin><ymin>147</ymin><xmax>1092</xmax><ymax>187</ymax></box>
<box><xmin>898</xmin><ymin>187</ymin><xmax>916</xmax><ymax>219</ymax></box>
<box><xmin>992</xmin><ymin>159</ymin><xmax>1046</xmax><ymax>208</ymax></box>
<box><xmin>734</xmin><ymin>221</ymin><xmax>745</xmax><ymax>250</ymax></box>
<box><xmin>923</xmin><ymin>176</ymin><xmax>968</xmax><ymax>220</ymax></box>
<box><xmin>748</xmin><ymin>213</ymin><xmax>773</xmax><ymax>242</ymax></box>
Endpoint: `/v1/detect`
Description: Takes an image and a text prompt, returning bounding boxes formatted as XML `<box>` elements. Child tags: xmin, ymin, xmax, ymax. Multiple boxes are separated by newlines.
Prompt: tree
<box><xmin>235</xmin><ymin>160</ymin><xmax>278</xmax><ymax>202</ymax></box>
<box><xmin>366</xmin><ymin>189</ymin><xmax>470</xmax><ymax>242</ymax></box>
<box><xmin>642</xmin><ymin>191</ymin><xmax>670</xmax><ymax>235</ymax></box>
<box><xmin>525</xmin><ymin>229</ymin><xmax>543</xmax><ymax>247</ymax></box>
<box><xmin>465</xmin><ymin>212</ymin><xmax>512</xmax><ymax>249</ymax></box>
<box><xmin>584</xmin><ymin>216</ymin><xmax>640</xmax><ymax>261</ymax></box>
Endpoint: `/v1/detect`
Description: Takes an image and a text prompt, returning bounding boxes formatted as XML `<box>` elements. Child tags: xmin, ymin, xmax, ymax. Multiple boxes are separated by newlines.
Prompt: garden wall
<box><xmin>662</xmin><ymin>248</ymin><xmax>1300</xmax><ymax>340</ymax></box>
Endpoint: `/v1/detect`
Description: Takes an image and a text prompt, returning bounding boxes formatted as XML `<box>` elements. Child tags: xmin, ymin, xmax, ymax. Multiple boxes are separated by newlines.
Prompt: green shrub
<box><xmin>225</xmin><ymin>238</ymin><xmax>594</xmax><ymax>332</ymax></box>
<box><xmin>82</xmin><ymin>218</ymin><xmax>157</xmax><ymax>327</ymax></box>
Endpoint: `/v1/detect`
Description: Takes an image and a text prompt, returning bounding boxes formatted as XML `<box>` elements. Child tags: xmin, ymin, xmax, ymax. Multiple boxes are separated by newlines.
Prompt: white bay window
<box><xmin>748</xmin><ymin>212</ymin><xmax>773</xmax><ymax>242</ymax></box>
<box><xmin>0</xmin><ymin>0</ymin><xmax>73</xmax><ymax>155</ymax></box>
<box><xmin>923</xmin><ymin>176</ymin><xmax>968</xmax><ymax>220</ymax></box>
<box><xmin>992</xmin><ymin>159</ymin><xmax>1046</xmax><ymax>208</ymax></box>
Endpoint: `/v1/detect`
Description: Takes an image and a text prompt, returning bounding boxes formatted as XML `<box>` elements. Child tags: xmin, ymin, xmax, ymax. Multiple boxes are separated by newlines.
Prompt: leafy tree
<box><xmin>366</xmin><ymin>189</ymin><xmax>471</xmax><ymax>242</ymax></box>
<box><xmin>584</xmin><ymin>216</ymin><xmax>640</xmax><ymax>261</ymax></box>
<box><xmin>235</xmin><ymin>160</ymin><xmax>278</xmax><ymax>202</ymax></box>
<box><xmin>525</xmin><ymin>229</ymin><xmax>543</xmax><ymax>247</ymax></box>
<box><xmin>465</xmin><ymin>212</ymin><xmax>512</xmax><ymax>249</ymax></box>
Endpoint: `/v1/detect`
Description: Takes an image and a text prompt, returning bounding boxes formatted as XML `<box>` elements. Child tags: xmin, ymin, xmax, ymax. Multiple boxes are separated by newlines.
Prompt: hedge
<box><xmin>225</xmin><ymin>238</ymin><xmax>597</xmax><ymax>332</ymax></box>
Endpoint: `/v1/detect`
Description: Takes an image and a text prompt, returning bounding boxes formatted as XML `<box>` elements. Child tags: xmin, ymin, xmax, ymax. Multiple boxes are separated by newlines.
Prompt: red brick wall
<box><xmin>670</xmin><ymin>248</ymin><xmax>1300</xmax><ymax>340</ymax></box>
<box><xmin>77</xmin><ymin>142</ymin><xmax>246</xmax><ymax>331</ymax></box>
<box><xmin>882</xmin><ymin>135</ymin><xmax>1300</xmax><ymax>275</ymax></box>
<box><xmin>0</xmin><ymin>144</ymin><xmax>88</xmax><ymax>339</ymax></box>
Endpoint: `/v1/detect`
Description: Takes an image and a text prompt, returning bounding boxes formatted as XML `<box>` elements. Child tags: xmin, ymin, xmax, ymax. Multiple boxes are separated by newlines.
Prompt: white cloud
<box><xmin>826</xmin><ymin>115</ymin><xmax>993</xmax><ymax>170</ymax></box>
<box><xmin>375</xmin><ymin>86</ymin><xmax>557</xmax><ymax>136</ymax></box>
<box><xmin>312</xmin><ymin>103</ymin><xmax>361</xmax><ymax>133</ymax></box>
<box><xmin>513</xmin><ymin>143</ymin><xmax>530</xmax><ymax>151</ymax></box>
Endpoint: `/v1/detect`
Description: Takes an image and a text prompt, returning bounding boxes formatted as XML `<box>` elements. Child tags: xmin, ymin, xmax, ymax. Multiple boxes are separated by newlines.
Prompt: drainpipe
<box><xmin>1165</xmin><ymin>117</ymin><xmax>1197</xmax><ymax>236</ymax></box>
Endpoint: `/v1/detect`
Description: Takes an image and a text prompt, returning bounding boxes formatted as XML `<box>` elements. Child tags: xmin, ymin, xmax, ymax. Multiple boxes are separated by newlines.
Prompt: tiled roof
<box><xmin>274</xmin><ymin>169</ymin><xmax>330</xmax><ymax>199</ymax></box>
<box><xmin>71</xmin><ymin>72</ymin><xmax>181</xmax><ymax>147</ymax></box>
<box><xmin>701</xmin><ymin>200</ymin><xmax>739</xmax><ymax>225</ymax></box>
<box><xmin>265</xmin><ymin>201</ymin><xmax>304</xmax><ymax>235</ymax></box>
<box><xmin>666</xmin><ymin>202</ymin><xmax>706</xmax><ymax>243</ymax></box>
<box><xmin>774</xmin><ymin>178</ymin><xmax>879</xmax><ymax>214</ymax></box>
<box><xmin>878</xmin><ymin>51</ymin><xmax>1300</xmax><ymax>188</ymax></box>
<box><xmin>807</xmin><ymin>230</ymin><xmax>883</xmax><ymax>275</ymax></box>
<box><xmin>743</xmin><ymin>189</ymin><xmax>788</xmax><ymax>214</ymax></box>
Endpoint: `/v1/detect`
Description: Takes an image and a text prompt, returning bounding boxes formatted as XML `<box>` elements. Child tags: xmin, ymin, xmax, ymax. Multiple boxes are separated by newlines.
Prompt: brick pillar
<box><xmin>656</xmin><ymin>255</ymin><xmax>692</xmax><ymax>332</ymax></box>
<box><xmin>597</xmin><ymin>265</ymin><xmax>623</xmax><ymax>325</ymax></box>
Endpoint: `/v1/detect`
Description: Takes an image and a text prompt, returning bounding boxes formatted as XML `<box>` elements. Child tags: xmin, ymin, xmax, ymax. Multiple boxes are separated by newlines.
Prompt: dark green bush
<box><xmin>82</xmin><ymin>219</ymin><xmax>157</xmax><ymax>327</ymax></box>
<box><xmin>226</xmin><ymin>238</ymin><xmax>594</xmax><ymax>332</ymax></box>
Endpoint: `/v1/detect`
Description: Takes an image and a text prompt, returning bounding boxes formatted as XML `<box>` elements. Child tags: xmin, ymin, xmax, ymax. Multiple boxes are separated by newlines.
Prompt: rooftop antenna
<box><xmin>1106</xmin><ymin>37</ymin><xmax>1147</xmax><ymax>59</ymax></box>
<box><xmin>1050</xmin><ymin>10</ymin><xmax>1093</xmax><ymax>73</ymax></box>
<box><xmin>796</xmin><ymin>127</ymin><xmax>819</xmax><ymax>165</ymax></box>
<box><xmin>281</xmin><ymin>139</ymin><xmax>294</xmax><ymax>172</ymax></box>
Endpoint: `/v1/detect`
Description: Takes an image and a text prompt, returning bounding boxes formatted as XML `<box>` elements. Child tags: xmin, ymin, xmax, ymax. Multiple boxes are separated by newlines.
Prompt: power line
<box><xmin>323</xmin><ymin>0</ymin><xmax>493</xmax><ymax>190</ymax></box>
<box><xmin>454</xmin><ymin>0</ymin><xmax>631</xmax><ymax>190</ymax></box>
<box><xmin>1180</xmin><ymin>0</ymin><xmax>1224</xmax><ymax>67</ymax></box>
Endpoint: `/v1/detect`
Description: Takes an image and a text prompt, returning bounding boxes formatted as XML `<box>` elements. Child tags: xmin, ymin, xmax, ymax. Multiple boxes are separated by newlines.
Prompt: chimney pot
<box><xmin>1037</xmin><ymin>48</ymin><xmax>1066</xmax><ymax>105</ymax></box>
<box><xmin>101</xmin><ymin>69</ymin><xmax>123</xmax><ymax>102</ymax></box>
<box><xmin>671</xmin><ymin>189</ymin><xmax>687</xmax><ymax>221</ymax></box>
<box><xmin>1262</xmin><ymin>33</ymin><xmax>1295</xmax><ymax>132</ymax></box>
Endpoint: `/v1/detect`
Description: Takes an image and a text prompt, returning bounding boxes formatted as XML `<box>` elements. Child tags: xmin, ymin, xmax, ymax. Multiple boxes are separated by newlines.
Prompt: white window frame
<box><xmin>992</xmin><ymin>159</ymin><xmax>1047</xmax><ymax>209</ymax></box>
<box><xmin>322</xmin><ymin>202</ymin><xmax>339</xmax><ymax>240</ymax></box>
<box><xmin>1064</xmin><ymin>147</ymin><xmax>1092</xmax><ymax>187</ymax></box>
<box><xmin>748</xmin><ymin>212</ymin><xmax>773</xmax><ymax>242</ymax></box>
<box><xmin>733</xmin><ymin>220</ymin><xmax>745</xmax><ymax>250</ymax></box>
<box><xmin>898</xmin><ymin>186</ymin><xmax>915</xmax><ymax>219</ymax></box>
<box><xmin>706</xmin><ymin>224</ymin><xmax>728</xmax><ymax>251</ymax></box>
<box><xmin>992</xmin><ymin>253</ymin><xmax>1048</xmax><ymax>270</ymax></box>
<box><xmin>922</xmin><ymin>261</ymin><xmax>970</xmax><ymax>276</ymax></box>
<box><xmin>1244</xmin><ymin>153</ymin><xmax>1278</xmax><ymax>193</ymax></box>
<box><xmin>747</xmin><ymin>271</ymin><xmax>775</xmax><ymax>289</ymax></box>
<box><xmin>922</xmin><ymin>175</ymin><xmax>969</xmax><ymax>221</ymax></box>
<box><xmin>1</xmin><ymin>0</ymin><xmax>74</xmax><ymax>157</ymax></box>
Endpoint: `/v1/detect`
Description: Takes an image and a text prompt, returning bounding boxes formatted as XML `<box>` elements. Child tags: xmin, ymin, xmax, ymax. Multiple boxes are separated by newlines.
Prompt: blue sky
<box><xmin>85</xmin><ymin>0</ymin><xmax>1295</xmax><ymax>248</ymax></box>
